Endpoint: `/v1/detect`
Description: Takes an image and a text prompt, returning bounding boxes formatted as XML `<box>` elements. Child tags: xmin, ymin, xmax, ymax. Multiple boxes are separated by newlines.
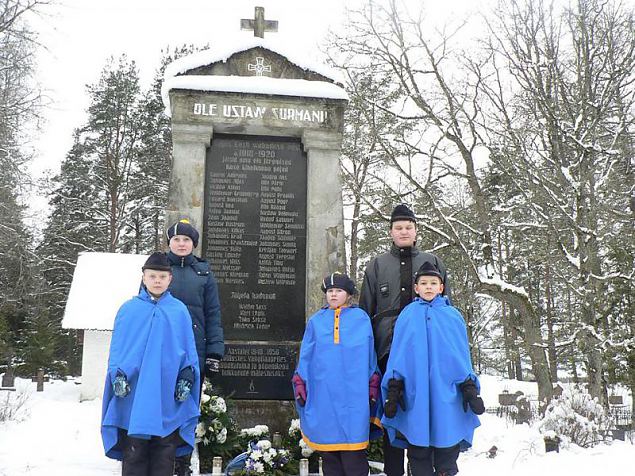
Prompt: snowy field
<box><xmin>0</xmin><ymin>376</ymin><xmax>632</xmax><ymax>476</ymax></box>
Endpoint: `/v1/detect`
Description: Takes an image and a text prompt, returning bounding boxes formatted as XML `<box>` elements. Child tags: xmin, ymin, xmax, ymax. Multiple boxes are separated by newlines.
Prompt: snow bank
<box><xmin>62</xmin><ymin>252</ymin><xmax>148</xmax><ymax>331</ymax></box>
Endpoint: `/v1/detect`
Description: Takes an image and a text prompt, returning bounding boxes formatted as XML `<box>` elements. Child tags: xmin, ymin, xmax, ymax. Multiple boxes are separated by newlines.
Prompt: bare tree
<box><xmin>480</xmin><ymin>0</ymin><xmax>635</xmax><ymax>403</ymax></box>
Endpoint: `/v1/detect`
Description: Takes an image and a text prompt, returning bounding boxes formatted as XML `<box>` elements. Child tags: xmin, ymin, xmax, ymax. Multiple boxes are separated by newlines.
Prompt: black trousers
<box><xmin>407</xmin><ymin>444</ymin><xmax>460</xmax><ymax>476</ymax></box>
<box><xmin>320</xmin><ymin>450</ymin><xmax>368</xmax><ymax>476</ymax></box>
<box><xmin>121</xmin><ymin>430</ymin><xmax>181</xmax><ymax>476</ymax></box>
<box><xmin>383</xmin><ymin>431</ymin><xmax>406</xmax><ymax>476</ymax></box>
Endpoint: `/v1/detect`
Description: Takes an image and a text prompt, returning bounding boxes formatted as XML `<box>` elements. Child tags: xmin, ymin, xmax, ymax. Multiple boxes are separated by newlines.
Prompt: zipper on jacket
<box><xmin>180</xmin><ymin>256</ymin><xmax>185</xmax><ymax>268</ymax></box>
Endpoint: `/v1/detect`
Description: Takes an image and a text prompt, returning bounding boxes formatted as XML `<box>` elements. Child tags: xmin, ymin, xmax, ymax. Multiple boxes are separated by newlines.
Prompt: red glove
<box><xmin>369</xmin><ymin>372</ymin><xmax>381</xmax><ymax>404</ymax></box>
<box><xmin>292</xmin><ymin>374</ymin><xmax>307</xmax><ymax>406</ymax></box>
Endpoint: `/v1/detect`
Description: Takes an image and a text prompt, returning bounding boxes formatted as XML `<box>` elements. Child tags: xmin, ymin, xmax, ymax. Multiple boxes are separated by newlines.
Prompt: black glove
<box><xmin>384</xmin><ymin>378</ymin><xmax>406</xmax><ymax>418</ymax></box>
<box><xmin>205</xmin><ymin>357</ymin><xmax>220</xmax><ymax>379</ymax></box>
<box><xmin>459</xmin><ymin>378</ymin><xmax>485</xmax><ymax>415</ymax></box>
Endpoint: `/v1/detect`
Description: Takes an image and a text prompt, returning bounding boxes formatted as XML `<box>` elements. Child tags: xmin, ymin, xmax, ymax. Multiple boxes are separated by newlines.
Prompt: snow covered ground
<box><xmin>0</xmin><ymin>376</ymin><xmax>632</xmax><ymax>476</ymax></box>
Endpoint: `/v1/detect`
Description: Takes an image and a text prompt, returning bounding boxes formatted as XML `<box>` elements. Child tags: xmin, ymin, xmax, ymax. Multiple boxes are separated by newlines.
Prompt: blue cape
<box><xmin>381</xmin><ymin>296</ymin><xmax>480</xmax><ymax>449</ymax></box>
<box><xmin>101</xmin><ymin>288</ymin><xmax>201</xmax><ymax>460</ymax></box>
<box><xmin>296</xmin><ymin>306</ymin><xmax>378</xmax><ymax>451</ymax></box>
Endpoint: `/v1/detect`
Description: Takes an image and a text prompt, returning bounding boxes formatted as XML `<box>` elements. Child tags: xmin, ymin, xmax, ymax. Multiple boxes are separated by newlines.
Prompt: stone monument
<box><xmin>161</xmin><ymin>8</ymin><xmax>348</xmax><ymax>432</ymax></box>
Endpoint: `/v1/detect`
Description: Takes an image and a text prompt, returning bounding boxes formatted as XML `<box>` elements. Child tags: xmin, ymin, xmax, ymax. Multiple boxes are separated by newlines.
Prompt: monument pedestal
<box><xmin>163</xmin><ymin>37</ymin><xmax>348</xmax><ymax>431</ymax></box>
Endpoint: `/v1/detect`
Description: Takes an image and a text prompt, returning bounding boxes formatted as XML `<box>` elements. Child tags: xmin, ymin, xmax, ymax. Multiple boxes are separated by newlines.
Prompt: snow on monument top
<box><xmin>161</xmin><ymin>36</ymin><xmax>348</xmax><ymax>116</ymax></box>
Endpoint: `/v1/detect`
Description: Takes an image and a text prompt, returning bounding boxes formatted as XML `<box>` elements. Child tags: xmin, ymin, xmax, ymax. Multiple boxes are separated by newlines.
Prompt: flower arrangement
<box><xmin>237</xmin><ymin>424</ymin><xmax>271</xmax><ymax>450</ymax></box>
<box><xmin>287</xmin><ymin>419</ymin><xmax>314</xmax><ymax>458</ymax></box>
<box><xmin>197</xmin><ymin>381</ymin><xmax>239</xmax><ymax>470</ymax></box>
<box><xmin>241</xmin><ymin>439</ymin><xmax>292</xmax><ymax>476</ymax></box>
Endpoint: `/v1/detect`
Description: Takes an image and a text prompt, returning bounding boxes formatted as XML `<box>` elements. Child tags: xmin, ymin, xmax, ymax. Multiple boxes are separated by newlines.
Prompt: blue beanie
<box><xmin>166</xmin><ymin>219</ymin><xmax>199</xmax><ymax>248</ymax></box>
<box><xmin>321</xmin><ymin>272</ymin><xmax>357</xmax><ymax>296</ymax></box>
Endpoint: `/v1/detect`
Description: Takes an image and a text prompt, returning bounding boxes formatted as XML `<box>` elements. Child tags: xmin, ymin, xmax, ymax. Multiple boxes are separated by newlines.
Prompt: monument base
<box><xmin>231</xmin><ymin>400</ymin><xmax>297</xmax><ymax>435</ymax></box>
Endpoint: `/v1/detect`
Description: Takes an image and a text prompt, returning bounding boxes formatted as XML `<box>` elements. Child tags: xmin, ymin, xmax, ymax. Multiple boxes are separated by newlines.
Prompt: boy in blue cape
<box><xmin>380</xmin><ymin>262</ymin><xmax>484</xmax><ymax>476</ymax></box>
<box><xmin>293</xmin><ymin>273</ymin><xmax>381</xmax><ymax>476</ymax></box>
<box><xmin>101</xmin><ymin>252</ymin><xmax>201</xmax><ymax>476</ymax></box>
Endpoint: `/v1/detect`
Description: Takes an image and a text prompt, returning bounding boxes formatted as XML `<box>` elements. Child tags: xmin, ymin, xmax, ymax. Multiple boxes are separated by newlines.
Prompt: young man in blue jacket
<box><xmin>166</xmin><ymin>219</ymin><xmax>225</xmax><ymax>476</ymax></box>
<box><xmin>101</xmin><ymin>252</ymin><xmax>200</xmax><ymax>476</ymax></box>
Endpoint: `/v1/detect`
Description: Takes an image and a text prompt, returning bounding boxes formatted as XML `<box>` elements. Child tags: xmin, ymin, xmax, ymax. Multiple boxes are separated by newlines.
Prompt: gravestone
<box><xmin>162</xmin><ymin>10</ymin><xmax>348</xmax><ymax>432</ymax></box>
<box><xmin>1</xmin><ymin>366</ymin><xmax>15</xmax><ymax>388</ymax></box>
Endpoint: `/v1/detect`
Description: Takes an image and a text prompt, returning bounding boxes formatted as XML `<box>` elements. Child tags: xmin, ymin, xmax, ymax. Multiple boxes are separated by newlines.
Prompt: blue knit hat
<box><xmin>166</xmin><ymin>219</ymin><xmax>199</xmax><ymax>248</ymax></box>
<box><xmin>321</xmin><ymin>272</ymin><xmax>357</xmax><ymax>296</ymax></box>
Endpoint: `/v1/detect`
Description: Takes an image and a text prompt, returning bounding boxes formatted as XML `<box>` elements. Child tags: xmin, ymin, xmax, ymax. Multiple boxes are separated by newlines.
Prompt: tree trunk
<box><xmin>479</xmin><ymin>282</ymin><xmax>553</xmax><ymax>405</ymax></box>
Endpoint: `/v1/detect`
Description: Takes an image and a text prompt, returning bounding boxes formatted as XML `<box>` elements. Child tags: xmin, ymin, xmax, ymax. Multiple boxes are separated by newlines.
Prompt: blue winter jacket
<box><xmin>295</xmin><ymin>306</ymin><xmax>378</xmax><ymax>451</ymax></box>
<box><xmin>381</xmin><ymin>296</ymin><xmax>480</xmax><ymax>450</ymax></box>
<box><xmin>101</xmin><ymin>288</ymin><xmax>200</xmax><ymax>459</ymax></box>
<box><xmin>167</xmin><ymin>251</ymin><xmax>224</xmax><ymax>362</ymax></box>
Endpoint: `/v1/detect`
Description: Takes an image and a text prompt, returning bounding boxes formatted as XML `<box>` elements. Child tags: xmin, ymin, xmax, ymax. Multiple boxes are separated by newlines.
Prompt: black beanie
<box><xmin>142</xmin><ymin>252</ymin><xmax>172</xmax><ymax>272</ymax></box>
<box><xmin>390</xmin><ymin>204</ymin><xmax>416</xmax><ymax>224</ymax></box>
<box><xmin>321</xmin><ymin>272</ymin><xmax>357</xmax><ymax>296</ymax></box>
<box><xmin>166</xmin><ymin>219</ymin><xmax>199</xmax><ymax>248</ymax></box>
<box><xmin>414</xmin><ymin>261</ymin><xmax>443</xmax><ymax>281</ymax></box>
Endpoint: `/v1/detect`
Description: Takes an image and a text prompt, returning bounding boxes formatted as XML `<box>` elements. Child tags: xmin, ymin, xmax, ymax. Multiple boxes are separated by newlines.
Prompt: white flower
<box><xmin>201</xmin><ymin>393</ymin><xmax>211</xmax><ymax>404</ymax></box>
<box><xmin>195</xmin><ymin>422</ymin><xmax>206</xmax><ymax>438</ymax></box>
<box><xmin>262</xmin><ymin>451</ymin><xmax>272</xmax><ymax>463</ymax></box>
<box><xmin>210</xmin><ymin>396</ymin><xmax>227</xmax><ymax>413</ymax></box>
<box><xmin>218</xmin><ymin>427</ymin><xmax>227</xmax><ymax>444</ymax></box>
<box><xmin>253</xmin><ymin>462</ymin><xmax>265</xmax><ymax>473</ymax></box>
<box><xmin>289</xmin><ymin>418</ymin><xmax>301</xmax><ymax>437</ymax></box>
<box><xmin>212</xmin><ymin>418</ymin><xmax>223</xmax><ymax>431</ymax></box>
<box><xmin>299</xmin><ymin>439</ymin><xmax>314</xmax><ymax>457</ymax></box>
<box><xmin>257</xmin><ymin>439</ymin><xmax>272</xmax><ymax>450</ymax></box>
<box><xmin>251</xmin><ymin>450</ymin><xmax>262</xmax><ymax>461</ymax></box>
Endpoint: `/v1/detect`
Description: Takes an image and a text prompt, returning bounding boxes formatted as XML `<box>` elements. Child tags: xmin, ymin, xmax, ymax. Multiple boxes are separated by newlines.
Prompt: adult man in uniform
<box><xmin>359</xmin><ymin>204</ymin><xmax>451</xmax><ymax>476</ymax></box>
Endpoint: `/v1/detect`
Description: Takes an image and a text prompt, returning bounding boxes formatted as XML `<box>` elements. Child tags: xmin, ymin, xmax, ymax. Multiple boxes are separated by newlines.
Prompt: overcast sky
<box><xmin>27</xmin><ymin>0</ymin><xmax>490</xmax><ymax>172</ymax></box>
<box><xmin>28</xmin><ymin>0</ymin><xmax>345</xmax><ymax>175</ymax></box>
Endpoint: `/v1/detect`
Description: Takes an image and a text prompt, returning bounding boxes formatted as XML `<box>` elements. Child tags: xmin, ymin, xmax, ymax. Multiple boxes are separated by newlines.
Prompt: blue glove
<box><xmin>113</xmin><ymin>370</ymin><xmax>130</xmax><ymax>398</ymax></box>
<box><xmin>175</xmin><ymin>378</ymin><xmax>193</xmax><ymax>402</ymax></box>
<box><xmin>175</xmin><ymin>366</ymin><xmax>195</xmax><ymax>402</ymax></box>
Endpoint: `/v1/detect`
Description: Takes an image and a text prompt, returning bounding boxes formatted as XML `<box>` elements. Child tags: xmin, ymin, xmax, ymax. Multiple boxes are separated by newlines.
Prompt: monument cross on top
<box><xmin>240</xmin><ymin>6</ymin><xmax>278</xmax><ymax>38</ymax></box>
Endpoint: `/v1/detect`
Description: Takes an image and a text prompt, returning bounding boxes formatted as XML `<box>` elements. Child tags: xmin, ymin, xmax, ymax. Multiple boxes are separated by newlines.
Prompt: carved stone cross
<box><xmin>240</xmin><ymin>6</ymin><xmax>278</xmax><ymax>38</ymax></box>
<box><xmin>248</xmin><ymin>57</ymin><xmax>272</xmax><ymax>76</ymax></box>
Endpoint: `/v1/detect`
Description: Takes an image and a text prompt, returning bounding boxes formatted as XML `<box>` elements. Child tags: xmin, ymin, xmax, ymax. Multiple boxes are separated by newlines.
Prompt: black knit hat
<box><xmin>321</xmin><ymin>272</ymin><xmax>357</xmax><ymax>296</ymax></box>
<box><xmin>142</xmin><ymin>252</ymin><xmax>172</xmax><ymax>272</ymax></box>
<box><xmin>166</xmin><ymin>219</ymin><xmax>199</xmax><ymax>248</ymax></box>
<box><xmin>414</xmin><ymin>261</ymin><xmax>443</xmax><ymax>281</ymax></box>
<box><xmin>390</xmin><ymin>204</ymin><xmax>416</xmax><ymax>224</ymax></box>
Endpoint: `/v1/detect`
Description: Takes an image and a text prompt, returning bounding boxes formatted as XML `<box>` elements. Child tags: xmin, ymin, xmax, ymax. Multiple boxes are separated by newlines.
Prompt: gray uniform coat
<box><xmin>359</xmin><ymin>244</ymin><xmax>451</xmax><ymax>364</ymax></box>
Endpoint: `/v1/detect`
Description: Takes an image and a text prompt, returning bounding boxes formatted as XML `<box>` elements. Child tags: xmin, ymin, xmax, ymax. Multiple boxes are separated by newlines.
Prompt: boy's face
<box><xmin>169</xmin><ymin>235</ymin><xmax>194</xmax><ymax>256</ymax></box>
<box><xmin>326</xmin><ymin>287</ymin><xmax>349</xmax><ymax>309</ymax></box>
<box><xmin>390</xmin><ymin>220</ymin><xmax>417</xmax><ymax>248</ymax></box>
<box><xmin>142</xmin><ymin>269</ymin><xmax>172</xmax><ymax>297</ymax></box>
<box><xmin>414</xmin><ymin>275</ymin><xmax>444</xmax><ymax>301</ymax></box>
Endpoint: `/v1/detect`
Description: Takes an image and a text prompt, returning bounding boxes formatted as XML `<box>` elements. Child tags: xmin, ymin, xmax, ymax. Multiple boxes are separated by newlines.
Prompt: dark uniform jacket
<box><xmin>167</xmin><ymin>251</ymin><xmax>224</xmax><ymax>364</ymax></box>
<box><xmin>359</xmin><ymin>244</ymin><xmax>451</xmax><ymax>366</ymax></box>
